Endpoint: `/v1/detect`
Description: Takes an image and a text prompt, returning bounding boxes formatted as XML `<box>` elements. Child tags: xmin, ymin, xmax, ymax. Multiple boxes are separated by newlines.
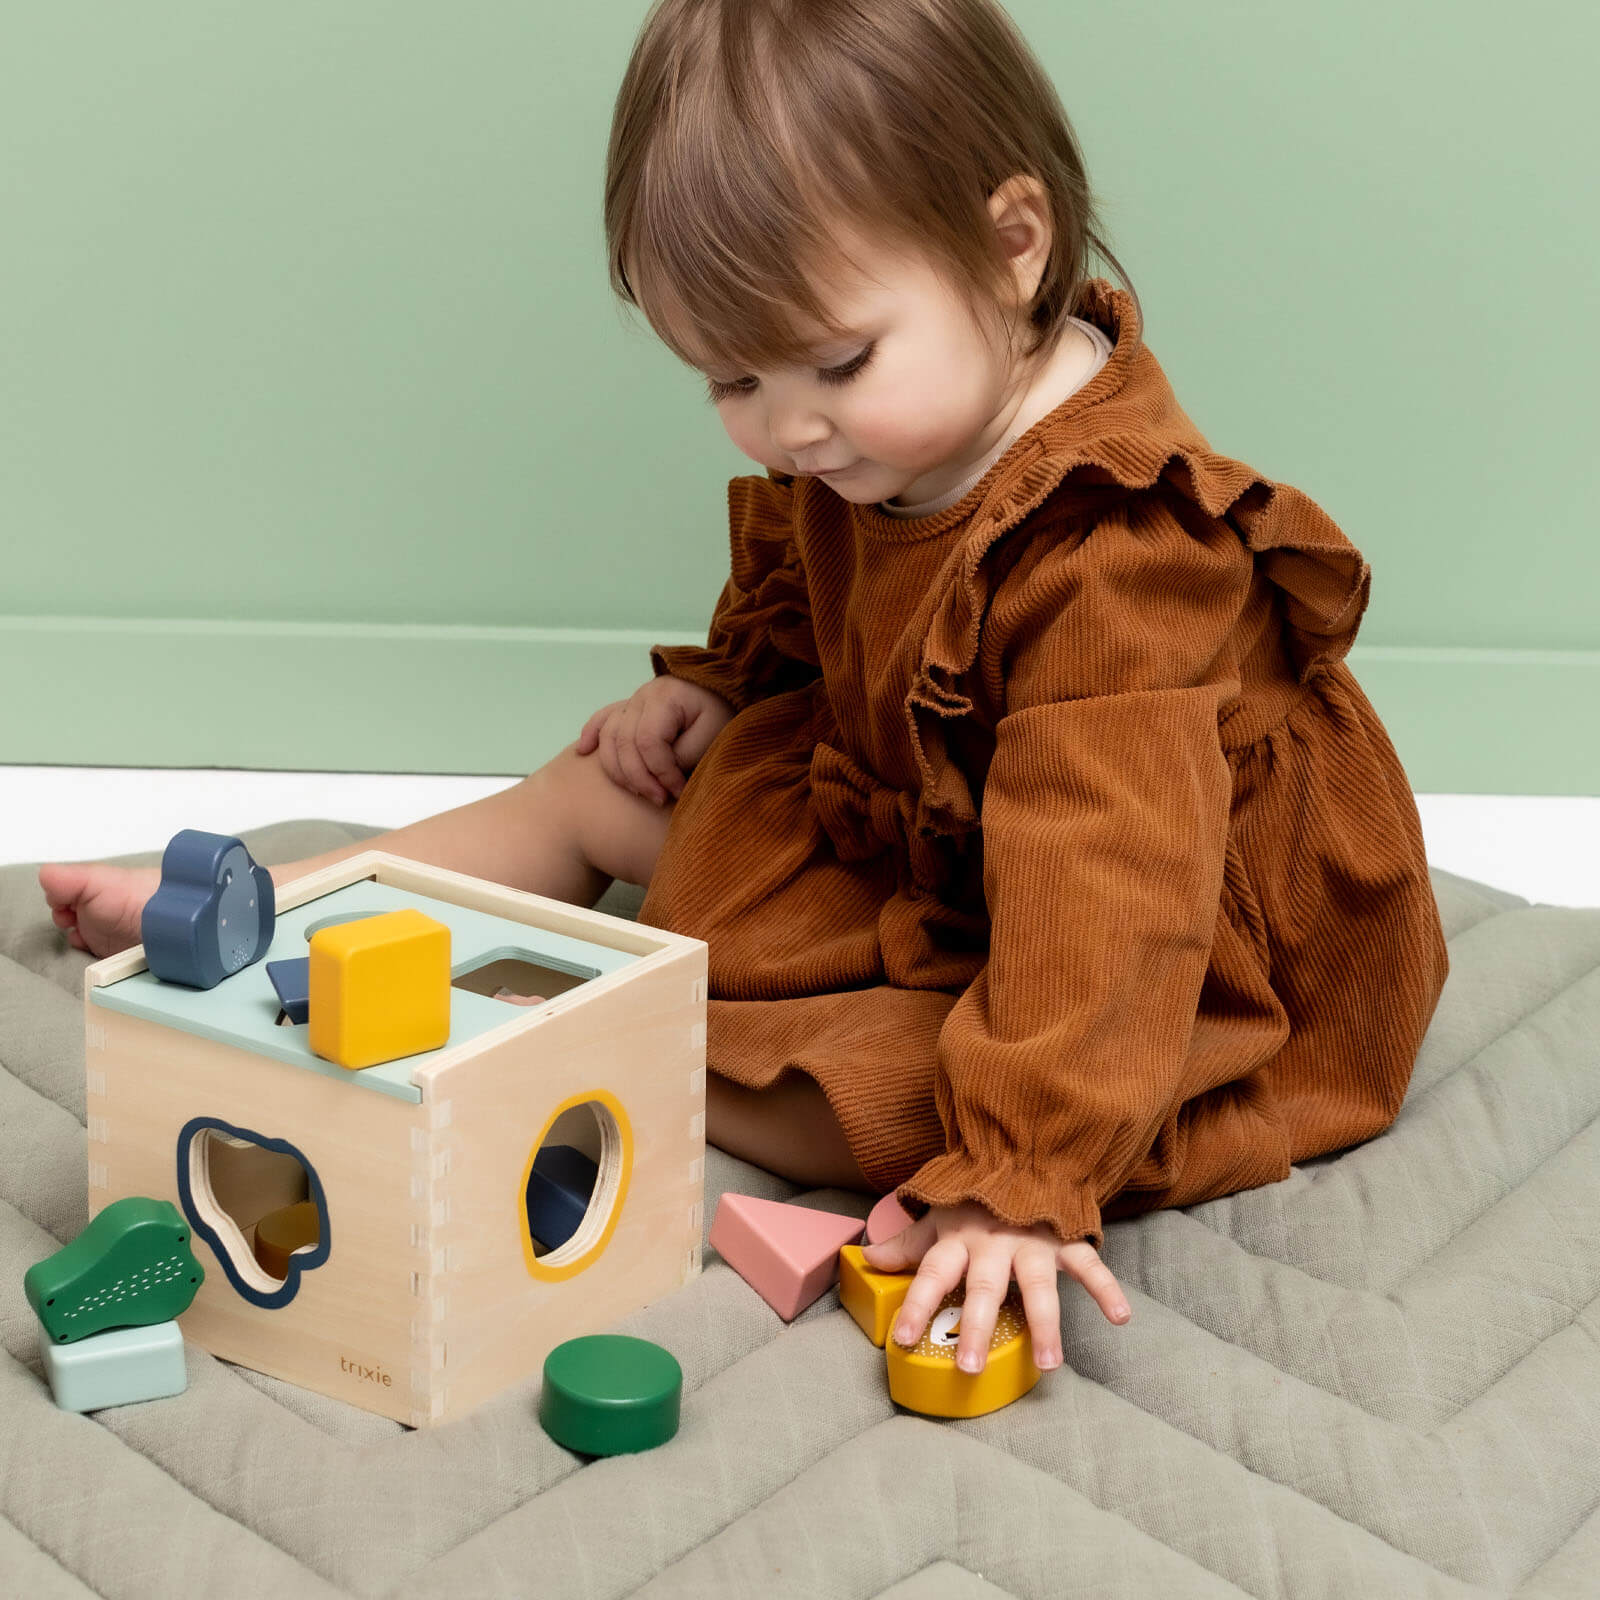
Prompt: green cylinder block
<box><xmin>538</xmin><ymin>1334</ymin><xmax>682</xmax><ymax>1456</ymax></box>
<box><xmin>25</xmin><ymin>1196</ymin><xmax>205</xmax><ymax>1344</ymax></box>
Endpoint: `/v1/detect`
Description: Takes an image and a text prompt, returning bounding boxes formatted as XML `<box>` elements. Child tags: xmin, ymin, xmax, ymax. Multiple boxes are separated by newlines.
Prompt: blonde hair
<box><xmin>604</xmin><ymin>0</ymin><xmax>1140</xmax><ymax>383</ymax></box>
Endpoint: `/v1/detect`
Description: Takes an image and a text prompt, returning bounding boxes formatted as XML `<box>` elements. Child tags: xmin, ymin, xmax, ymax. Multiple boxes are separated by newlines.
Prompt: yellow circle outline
<box><xmin>519</xmin><ymin>1088</ymin><xmax>633</xmax><ymax>1282</ymax></box>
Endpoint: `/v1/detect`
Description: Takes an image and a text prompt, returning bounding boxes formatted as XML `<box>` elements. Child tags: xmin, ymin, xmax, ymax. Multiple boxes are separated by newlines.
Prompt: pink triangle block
<box><xmin>709</xmin><ymin>1193</ymin><xmax>867</xmax><ymax>1321</ymax></box>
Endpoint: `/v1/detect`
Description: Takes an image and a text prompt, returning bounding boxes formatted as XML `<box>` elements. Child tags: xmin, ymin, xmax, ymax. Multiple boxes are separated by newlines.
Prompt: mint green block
<box><xmin>39</xmin><ymin>1318</ymin><xmax>187</xmax><ymax>1413</ymax></box>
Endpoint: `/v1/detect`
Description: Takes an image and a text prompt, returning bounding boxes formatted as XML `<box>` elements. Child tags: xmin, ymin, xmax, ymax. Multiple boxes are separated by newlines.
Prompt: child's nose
<box><xmin>770</xmin><ymin>408</ymin><xmax>833</xmax><ymax>462</ymax></box>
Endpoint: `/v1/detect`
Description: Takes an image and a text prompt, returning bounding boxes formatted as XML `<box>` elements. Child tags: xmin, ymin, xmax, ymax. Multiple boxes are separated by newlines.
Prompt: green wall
<box><xmin>3</xmin><ymin>2</ymin><xmax>1595</xmax><ymax>791</ymax></box>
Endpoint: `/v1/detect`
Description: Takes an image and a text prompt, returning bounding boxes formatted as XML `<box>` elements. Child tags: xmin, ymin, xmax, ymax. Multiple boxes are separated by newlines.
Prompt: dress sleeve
<box><xmin>649</xmin><ymin>469</ymin><xmax>822</xmax><ymax>714</ymax></box>
<box><xmin>894</xmin><ymin>490</ymin><xmax>1253</xmax><ymax>1251</ymax></box>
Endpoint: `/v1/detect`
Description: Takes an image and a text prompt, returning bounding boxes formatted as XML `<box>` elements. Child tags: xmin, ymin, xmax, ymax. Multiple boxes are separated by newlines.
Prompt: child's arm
<box><xmin>895</xmin><ymin>496</ymin><xmax>1255</xmax><ymax>1253</ymax></box>
<box><xmin>649</xmin><ymin>468</ymin><xmax>821</xmax><ymax>713</ymax></box>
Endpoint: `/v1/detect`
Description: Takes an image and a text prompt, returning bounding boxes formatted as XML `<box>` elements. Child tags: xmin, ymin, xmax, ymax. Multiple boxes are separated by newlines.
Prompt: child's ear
<box><xmin>987</xmin><ymin>174</ymin><xmax>1053</xmax><ymax>306</ymax></box>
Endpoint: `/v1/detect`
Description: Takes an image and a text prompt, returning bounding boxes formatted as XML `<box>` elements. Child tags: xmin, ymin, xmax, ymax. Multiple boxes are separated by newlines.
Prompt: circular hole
<box><xmin>526</xmin><ymin>1101</ymin><xmax>623</xmax><ymax>1265</ymax></box>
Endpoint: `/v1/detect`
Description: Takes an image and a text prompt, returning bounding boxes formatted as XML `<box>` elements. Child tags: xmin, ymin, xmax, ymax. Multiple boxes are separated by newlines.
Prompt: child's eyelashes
<box><xmin>704</xmin><ymin>341</ymin><xmax>878</xmax><ymax>405</ymax></box>
<box><xmin>816</xmin><ymin>341</ymin><xmax>879</xmax><ymax>388</ymax></box>
<box><xmin>703</xmin><ymin>375</ymin><xmax>752</xmax><ymax>405</ymax></box>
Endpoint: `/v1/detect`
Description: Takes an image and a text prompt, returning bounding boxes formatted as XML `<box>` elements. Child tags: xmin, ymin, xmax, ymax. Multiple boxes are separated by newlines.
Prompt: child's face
<box><xmin>689</xmin><ymin>219</ymin><xmax>1049</xmax><ymax>508</ymax></box>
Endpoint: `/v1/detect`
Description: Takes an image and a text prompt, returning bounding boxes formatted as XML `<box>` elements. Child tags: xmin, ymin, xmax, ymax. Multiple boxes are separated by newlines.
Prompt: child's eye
<box><xmin>704</xmin><ymin>342</ymin><xmax>877</xmax><ymax>405</ymax></box>
<box><xmin>704</xmin><ymin>374</ymin><xmax>756</xmax><ymax>404</ymax></box>
<box><xmin>816</xmin><ymin>341</ymin><xmax>877</xmax><ymax>387</ymax></box>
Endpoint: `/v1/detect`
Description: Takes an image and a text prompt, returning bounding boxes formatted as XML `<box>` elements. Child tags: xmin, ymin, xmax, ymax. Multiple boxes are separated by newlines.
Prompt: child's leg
<box><xmin>707</xmin><ymin>1070</ymin><xmax>875</xmax><ymax>1193</ymax></box>
<box><xmin>39</xmin><ymin>742</ymin><xmax>666</xmax><ymax>959</ymax></box>
<box><xmin>264</xmin><ymin>740</ymin><xmax>670</xmax><ymax>908</ymax></box>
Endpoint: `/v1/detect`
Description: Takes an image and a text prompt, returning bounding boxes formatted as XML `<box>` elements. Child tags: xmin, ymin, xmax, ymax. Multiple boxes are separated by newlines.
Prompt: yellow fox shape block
<box><xmin>884</xmin><ymin>1285</ymin><xmax>1041</xmax><ymax>1419</ymax></box>
<box><xmin>308</xmin><ymin>909</ymin><xmax>450</xmax><ymax>1070</ymax></box>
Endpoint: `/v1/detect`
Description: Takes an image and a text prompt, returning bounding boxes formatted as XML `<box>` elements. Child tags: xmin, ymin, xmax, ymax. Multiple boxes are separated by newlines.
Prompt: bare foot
<box><xmin>37</xmin><ymin>862</ymin><xmax>162</xmax><ymax>959</ymax></box>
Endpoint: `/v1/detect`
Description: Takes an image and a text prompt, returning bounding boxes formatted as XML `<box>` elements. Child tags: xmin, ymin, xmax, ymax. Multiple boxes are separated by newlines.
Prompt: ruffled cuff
<box><xmin>894</xmin><ymin>1148</ymin><xmax>1106</xmax><ymax>1252</ymax></box>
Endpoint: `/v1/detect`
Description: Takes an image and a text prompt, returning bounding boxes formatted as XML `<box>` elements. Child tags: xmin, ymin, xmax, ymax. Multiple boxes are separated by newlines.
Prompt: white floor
<box><xmin>4</xmin><ymin>765</ymin><xmax>1598</xmax><ymax>909</ymax></box>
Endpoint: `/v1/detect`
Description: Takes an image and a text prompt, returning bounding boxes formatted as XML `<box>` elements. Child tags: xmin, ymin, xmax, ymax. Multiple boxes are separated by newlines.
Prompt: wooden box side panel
<box><xmin>425</xmin><ymin>942</ymin><xmax>708</xmax><ymax>1422</ymax></box>
<box><xmin>87</xmin><ymin>1005</ymin><xmax>430</xmax><ymax>1426</ymax></box>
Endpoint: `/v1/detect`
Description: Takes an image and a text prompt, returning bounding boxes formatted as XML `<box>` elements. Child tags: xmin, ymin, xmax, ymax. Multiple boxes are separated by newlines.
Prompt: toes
<box><xmin>38</xmin><ymin>863</ymin><xmax>91</xmax><ymax>910</ymax></box>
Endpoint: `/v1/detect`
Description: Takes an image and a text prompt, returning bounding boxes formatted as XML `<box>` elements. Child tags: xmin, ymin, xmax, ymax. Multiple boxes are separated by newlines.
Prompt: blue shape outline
<box><xmin>175</xmin><ymin>1116</ymin><xmax>331</xmax><ymax>1309</ymax></box>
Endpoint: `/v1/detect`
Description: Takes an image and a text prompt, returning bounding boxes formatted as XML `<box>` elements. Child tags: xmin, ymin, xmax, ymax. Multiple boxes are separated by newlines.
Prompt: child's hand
<box><xmin>576</xmin><ymin>677</ymin><xmax>736</xmax><ymax>805</ymax></box>
<box><xmin>859</xmin><ymin>1200</ymin><xmax>1132</xmax><ymax>1375</ymax></box>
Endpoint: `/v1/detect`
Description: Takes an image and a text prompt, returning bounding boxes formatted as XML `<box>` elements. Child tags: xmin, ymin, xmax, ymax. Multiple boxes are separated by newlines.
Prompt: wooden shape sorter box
<box><xmin>81</xmin><ymin>852</ymin><xmax>709</xmax><ymax>1428</ymax></box>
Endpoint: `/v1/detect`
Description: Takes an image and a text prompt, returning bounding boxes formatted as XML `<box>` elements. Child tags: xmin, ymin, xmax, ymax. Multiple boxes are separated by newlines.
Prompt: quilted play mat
<box><xmin>2</xmin><ymin>819</ymin><xmax>1597</xmax><ymax>1598</ymax></box>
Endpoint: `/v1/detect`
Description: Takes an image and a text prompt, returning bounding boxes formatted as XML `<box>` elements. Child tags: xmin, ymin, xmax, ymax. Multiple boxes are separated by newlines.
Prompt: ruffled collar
<box><xmin>814</xmin><ymin>276</ymin><xmax>1376</xmax><ymax>841</ymax></box>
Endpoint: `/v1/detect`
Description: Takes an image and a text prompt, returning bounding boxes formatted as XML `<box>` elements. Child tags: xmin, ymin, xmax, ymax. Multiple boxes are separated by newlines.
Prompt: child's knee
<box><xmin>555</xmin><ymin>742</ymin><xmax>674</xmax><ymax>889</ymax></box>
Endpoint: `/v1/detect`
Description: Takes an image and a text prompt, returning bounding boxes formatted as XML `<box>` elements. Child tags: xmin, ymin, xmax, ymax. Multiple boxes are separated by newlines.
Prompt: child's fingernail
<box><xmin>958</xmin><ymin>1352</ymin><xmax>980</xmax><ymax>1373</ymax></box>
<box><xmin>1039</xmin><ymin>1351</ymin><xmax>1061</xmax><ymax>1370</ymax></box>
<box><xmin>895</xmin><ymin>1322</ymin><xmax>914</xmax><ymax>1343</ymax></box>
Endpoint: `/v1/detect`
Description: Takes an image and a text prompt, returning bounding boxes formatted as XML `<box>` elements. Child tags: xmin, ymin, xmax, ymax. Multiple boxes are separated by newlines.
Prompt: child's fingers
<box><xmin>612</xmin><ymin>703</ymin><xmax>681</xmax><ymax>804</ymax></box>
<box><xmin>891</xmin><ymin>1259</ymin><xmax>956</xmax><ymax>1350</ymax></box>
<box><xmin>861</xmin><ymin>1213</ymin><xmax>931</xmax><ymax>1276</ymax></box>
<box><xmin>588</xmin><ymin>720</ymin><xmax>615</xmax><ymax>784</ymax></box>
<box><xmin>601</xmin><ymin>713</ymin><xmax>649</xmax><ymax>800</ymax></box>
<box><xmin>949</xmin><ymin>1262</ymin><xmax>1007</xmax><ymax>1374</ymax></box>
<box><xmin>1012</xmin><ymin>1248</ymin><xmax>1064</xmax><ymax>1369</ymax></box>
<box><xmin>889</xmin><ymin>1234</ymin><xmax>962</xmax><ymax>1349</ymax></box>
<box><xmin>576</xmin><ymin>701</ymin><xmax>622</xmax><ymax>756</ymax></box>
<box><xmin>637</xmin><ymin>709</ymin><xmax>689</xmax><ymax>799</ymax></box>
<box><xmin>1059</xmin><ymin>1240</ymin><xmax>1131</xmax><ymax>1325</ymax></box>
<box><xmin>612</xmin><ymin>722</ymin><xmax>668</xmax><ymax>804</ymax></box>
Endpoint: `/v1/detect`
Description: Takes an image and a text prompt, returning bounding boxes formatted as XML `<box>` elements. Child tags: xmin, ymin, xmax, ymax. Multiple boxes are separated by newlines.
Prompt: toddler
<box><xmin>40</xmin><ymin>0</ymin><xmax>1450</xmax><ymax>1381</ymax></box>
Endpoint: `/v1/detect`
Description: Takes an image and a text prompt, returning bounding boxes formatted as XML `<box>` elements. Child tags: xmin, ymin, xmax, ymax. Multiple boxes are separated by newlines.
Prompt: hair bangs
<box><xmin>606</xmin><ymin>0</ymin><xmax>1140</xmax><ymax>383</ymax></box>
<box><xmin>624</xmin><ymin>123</ymin><xmax>887</xmax><ymax>380</ymax></box>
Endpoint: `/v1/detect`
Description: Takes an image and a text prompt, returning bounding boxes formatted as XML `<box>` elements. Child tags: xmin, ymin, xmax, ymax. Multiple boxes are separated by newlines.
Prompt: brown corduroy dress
<box><xmin>638</xmin><ymin>277</ymin><xmax>1450</xmax><ymax>1252</ymax></box>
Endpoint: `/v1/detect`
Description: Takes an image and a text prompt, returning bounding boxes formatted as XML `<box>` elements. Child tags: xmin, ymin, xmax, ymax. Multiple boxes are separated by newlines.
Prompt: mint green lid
<box><xmin>538</xmin><ymin>1335</ymin><xmax>682</xmax><ymax>1456</ymax></box>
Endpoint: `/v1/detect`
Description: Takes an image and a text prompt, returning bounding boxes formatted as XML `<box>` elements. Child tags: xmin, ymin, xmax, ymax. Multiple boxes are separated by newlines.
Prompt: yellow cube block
<box><xmin>308</xmin><ymin>909</ymin><xmax>451</xmax><ymax>1070</ymax></box>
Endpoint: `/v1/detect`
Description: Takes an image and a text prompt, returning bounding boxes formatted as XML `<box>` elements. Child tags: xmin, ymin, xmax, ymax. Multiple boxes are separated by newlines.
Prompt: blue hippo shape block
<box><xmin>141</xmin><ymin>830</ymin><xmax>277</xmax><ymax>990</ymax></box>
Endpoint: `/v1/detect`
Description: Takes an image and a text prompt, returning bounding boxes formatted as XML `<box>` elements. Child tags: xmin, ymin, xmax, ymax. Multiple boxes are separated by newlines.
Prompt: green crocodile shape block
<box><xmin>24</xmin><ymin>1196</ymin><xmax>205</xmax><ymax>1345</ymax></box>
